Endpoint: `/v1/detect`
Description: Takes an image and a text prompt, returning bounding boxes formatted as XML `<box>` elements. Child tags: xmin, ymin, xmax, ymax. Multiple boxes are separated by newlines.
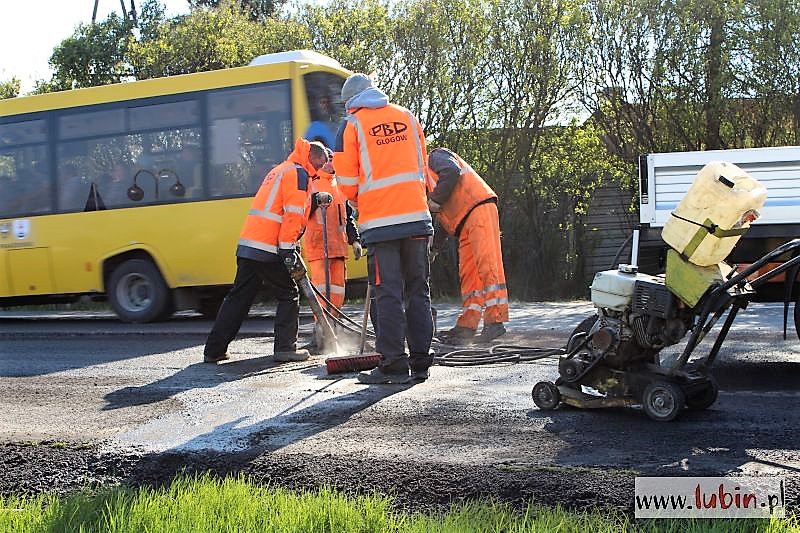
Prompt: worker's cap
<box><xmin>341</xmin><ymin>73</ymin><xmax>373</xmax><ymax>103</ymax></box>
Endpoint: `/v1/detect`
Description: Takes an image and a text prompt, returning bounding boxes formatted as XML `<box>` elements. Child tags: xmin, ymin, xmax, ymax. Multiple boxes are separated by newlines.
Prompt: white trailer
<box><xmin>637</xmin><ymin>146</ymin><xmax>800</xmax><ymax>299</ymax></box>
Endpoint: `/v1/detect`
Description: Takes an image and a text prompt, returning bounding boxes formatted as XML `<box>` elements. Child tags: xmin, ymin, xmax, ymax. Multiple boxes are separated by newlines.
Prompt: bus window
<box><xmin>57</xmin><ymin>108</ymin><xmax>127</xmax><ymax>212</ymax></box>
<box><xmin>59</xmin><ymin>108</ymin><xmax>124</xmax><ymax>140</ymax></box>
<box><xmin>208</xmin><ymin>81</ymin><xmax>291</xmax><ymax>197</ymax></box>
<box><xmin>57</xmin><ymin>99</ymin><xmax>203</xmax><ymax>210</ymax></box>
<box><xmin>129</xmin><ymin>99</ymin><xmax>203</xmax><ymax>201</ymax></box>
<box><xmin>0</xmin><ymin>118</ymin><xmax>52</xmax><ymax>218</ymax></box>
<box><xmin>303</xmin><ymin>72</ymin><xmax>346</xmax><ymax>150</ymax></box>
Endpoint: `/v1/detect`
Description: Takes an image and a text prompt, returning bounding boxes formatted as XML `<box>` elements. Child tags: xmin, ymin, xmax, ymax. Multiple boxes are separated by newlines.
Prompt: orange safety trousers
<box><xmin>455</xmin><ymin>202</ymin><xmax>509</xmax><ymax>330</ymax></box>
<box><xmin>308</xmin><ymin>257</ymin><xmax>346</xmax><ymax>311</ymax></box>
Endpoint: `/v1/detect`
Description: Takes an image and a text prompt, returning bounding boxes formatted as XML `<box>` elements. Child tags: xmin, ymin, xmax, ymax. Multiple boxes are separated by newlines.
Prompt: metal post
<box><xmin>316</xmin><ymin>192</ymin><xmax>333</xmax><ymax>307</ymax></box>
<box><xmin>630</xmin><ymin>228</ymin><xmax>640</xmax><ymax>268</ymax></box>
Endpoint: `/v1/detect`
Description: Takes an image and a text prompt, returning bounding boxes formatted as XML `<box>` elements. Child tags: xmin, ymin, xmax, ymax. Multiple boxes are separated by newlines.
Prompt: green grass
<box><xmin>0</xmin><ymin>474</ymin><xmax>796</xmax><ymax>532</ymax></box>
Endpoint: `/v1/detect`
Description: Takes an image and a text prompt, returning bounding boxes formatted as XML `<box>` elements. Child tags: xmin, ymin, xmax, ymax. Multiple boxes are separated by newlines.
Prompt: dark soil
<box><xmin>1</xmin><ymin>442</ymin><xmax>636</xmax><ymax>515</ymax></box>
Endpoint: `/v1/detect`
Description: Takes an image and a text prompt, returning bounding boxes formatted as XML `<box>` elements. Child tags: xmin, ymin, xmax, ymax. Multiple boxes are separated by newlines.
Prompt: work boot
<box><xmin>203</xmin><ymin>352</ymin><xmax>230</xmax><ymax>364</ymax></box>
<box><xmin>476</xmin><ymin>322</ymin><xmax>506</xmax><ymax>343</ymax></box>
<box><xmin>274</xmin><ymin>349</ymin><xmax>310</xmax><ymax>362</ymax></box>
<box><xmin>299</xmin><ymin>339</ymin><xmax>322</xmax><ymax>356</ymax></box>
<box><xmin>357</xmin><ymin>367</ymin><xmax>411</xmax><ymax>385</ymax></box>
<box><xmin>410</xmin><ymin>351</ymin><xmax>434</xmax><ymax>383</ymax></box>
<box><xmin>437</xmin><ymin>325</ymin><xmax>475</xmax><ymax>344</ymax></box>
<box><xmin>410</xmin><ymin>367</ymin><xmax>430</xmax><ymax>382</ymax></box>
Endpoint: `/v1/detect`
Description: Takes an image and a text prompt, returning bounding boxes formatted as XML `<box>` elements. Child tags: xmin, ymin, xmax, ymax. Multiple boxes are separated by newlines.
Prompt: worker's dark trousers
<box><xmin>367</xmin><ymin>237</ymin><xmax>434</xmax><ymax>374</ymax></box>
<box><xmin>204</xmin><ymin>257</ymin><xmax>299</xmax><ymax>357</ymax></box>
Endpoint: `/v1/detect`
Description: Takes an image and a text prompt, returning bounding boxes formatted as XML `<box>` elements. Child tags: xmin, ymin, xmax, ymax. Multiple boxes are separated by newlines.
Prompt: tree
<box><xmin>0</xmin><ymin>78</ymin><xmax>20</xmax><ymax>99</ymax></box>
<box><xmin>188</xmin><ymin>0</ymin><xmax>286</xmax><ymax>22</ymax></box>
<box><xmin>299</xmin><ymin>0</ymin><xmax>395</xmax><ymax>75</ymax></box>
<box><xmin>44</xmin><ymin>13</ymin><xmax>134</xmax><ymax>91</ymax></box>
<box><xmin>129</xmin><ymin>3</ymin><xmax>310</xmax><ymax>78</ymax></box>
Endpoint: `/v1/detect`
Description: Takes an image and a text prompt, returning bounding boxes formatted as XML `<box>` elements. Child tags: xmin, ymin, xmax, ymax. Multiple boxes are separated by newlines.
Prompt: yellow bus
<box><xmin>0</xmin><ymin>50</ymin><xmax>365</xmax><ymax>322</ymax></box>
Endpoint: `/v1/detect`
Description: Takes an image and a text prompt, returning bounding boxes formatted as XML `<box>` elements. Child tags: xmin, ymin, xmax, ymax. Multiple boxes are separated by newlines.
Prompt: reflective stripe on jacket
<box><xmin>237</xmin><ymin>138</ymin><xmax>313</xmax><ymax>262</ymax></box>
<box><xmin>428</xmin><ymin>147</ymin><xmax>497</xmax><ymax>236</ymax></box>
<box><xmin>334</xmin><ymin>103</ymin><xmax>432</xmax><ymax>244</ymax></box>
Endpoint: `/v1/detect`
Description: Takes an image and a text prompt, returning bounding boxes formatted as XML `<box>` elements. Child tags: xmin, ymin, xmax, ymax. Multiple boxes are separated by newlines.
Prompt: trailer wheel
<box><xmin>532</xmin><ymin>381</ymin><xmax>560</xmax><ymax>410</ymax></box>
<box><xmin>108</xmin><ymin>259</ymin><xmax>173</xmax><ymax>323</ymax></box>
<box><xmin>641</xmin><ymin>380</ymin><xmax>685</xmax><ymax>422</ymax></box>
<box><xmin>685</xmin><ymin>376</ymin><xmax>719</xmax><ymax>411</ymax></box>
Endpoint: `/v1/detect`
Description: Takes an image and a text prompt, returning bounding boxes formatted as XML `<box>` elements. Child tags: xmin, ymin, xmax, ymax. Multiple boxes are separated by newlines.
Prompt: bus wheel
<box><xmin>108</xmin><ymin>259</ymin><xmax>173</xmax><ymax>323</ymax></box>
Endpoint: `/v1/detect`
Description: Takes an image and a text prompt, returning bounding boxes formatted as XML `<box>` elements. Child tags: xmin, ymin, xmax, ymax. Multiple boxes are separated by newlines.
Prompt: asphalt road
<box><xmin>1</xmin><ymin>301</ymin><xmax>798</xmax><ymax>511</ymax></box>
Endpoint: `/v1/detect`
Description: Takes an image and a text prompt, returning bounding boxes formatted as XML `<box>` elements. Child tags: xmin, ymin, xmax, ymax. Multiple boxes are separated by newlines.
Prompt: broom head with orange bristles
<box><xmin>325</xmin><ymin>352</ymin><xmax>381</xmax><ymax>374</ymax></box>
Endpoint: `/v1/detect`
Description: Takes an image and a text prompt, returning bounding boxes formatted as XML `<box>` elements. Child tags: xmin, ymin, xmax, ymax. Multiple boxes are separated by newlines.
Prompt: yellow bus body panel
<box><xmin>0</xmin><ymin>56</ymin><xmax>366</xmax><ymax>305</ymax></box>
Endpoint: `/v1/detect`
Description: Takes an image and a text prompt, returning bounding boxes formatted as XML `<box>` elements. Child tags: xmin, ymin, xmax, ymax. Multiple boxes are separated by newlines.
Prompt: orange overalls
<box><xmin>428</xmin><ymin>147</ymin><xmax>508</xmax><ymax>330</ymax></box>
<box><xmin>303</xmin><ymin>170</ymin><xmax>351</xmax><ymax>310</ymax></box>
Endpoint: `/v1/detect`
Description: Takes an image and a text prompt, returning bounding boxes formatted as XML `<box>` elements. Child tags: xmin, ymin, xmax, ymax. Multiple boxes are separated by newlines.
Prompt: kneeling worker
<box><xmin>428</xmin><ymin>147</ymin><xmax>509</xmax><ymax>343</ymax></box>
<box><xmin>203</xmin><ymin>139</ymin><xmax>330</xmax><ymax>363</ymax></box>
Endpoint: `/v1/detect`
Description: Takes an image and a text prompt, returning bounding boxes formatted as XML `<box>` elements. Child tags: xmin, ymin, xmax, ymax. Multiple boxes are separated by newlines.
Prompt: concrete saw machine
<box><xmin>533</xmin><ymin>161</ymin><xmax>800</xmax><ymax>421</ymax></box>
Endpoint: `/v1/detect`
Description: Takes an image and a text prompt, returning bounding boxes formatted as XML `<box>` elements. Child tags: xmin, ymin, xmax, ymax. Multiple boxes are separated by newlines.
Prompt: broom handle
<box><xmin>359</xmin><ymin>283</ymin><xmax>372</xmax><ymax>355</ymax></box>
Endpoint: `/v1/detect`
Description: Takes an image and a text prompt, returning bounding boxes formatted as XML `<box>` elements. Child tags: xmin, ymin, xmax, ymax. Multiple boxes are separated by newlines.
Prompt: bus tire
<box><xmin>108</xmin><ymin>259</ymin><xmax>173</xmax><ymax>323</ymax></box>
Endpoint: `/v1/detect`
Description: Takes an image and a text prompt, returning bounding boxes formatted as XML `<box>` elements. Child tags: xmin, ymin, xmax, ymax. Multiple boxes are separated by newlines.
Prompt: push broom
<box><xmin>324</xmin><ymin>282</ymin><xmax>381</xmax><ymax>374</ymax></box>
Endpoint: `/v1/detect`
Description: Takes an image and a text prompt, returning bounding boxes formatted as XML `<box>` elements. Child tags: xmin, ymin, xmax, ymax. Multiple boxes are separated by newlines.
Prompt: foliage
<box><xmin>129</xmin><ymin>3</ymin><xmax>309</xmax><ymax>78</ymax></box>
<box><xmin>0</xmin><ymin>77</ymin><xmax>21</xmax><ymax>99</ymax></box>
<box><xmin>189</xmin><ymin>0</ymin><xmax>286</xmax><ymax>22</ymax></box>
<box><xmin>43</xmin><ymin>14</ymin><xmax>134</xmax><ymax>91</ymax></box>
<box><xmin>299</xmin><ymin>0</ymin><xmax>395</xmax><ymax>75</ymax></box>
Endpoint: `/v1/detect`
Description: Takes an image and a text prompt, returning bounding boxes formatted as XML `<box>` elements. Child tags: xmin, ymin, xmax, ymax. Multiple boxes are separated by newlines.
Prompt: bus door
<box><xmin>3</xmin><ymin>218</ymin><xmax>55</xmax><ymax>296</ymax></box>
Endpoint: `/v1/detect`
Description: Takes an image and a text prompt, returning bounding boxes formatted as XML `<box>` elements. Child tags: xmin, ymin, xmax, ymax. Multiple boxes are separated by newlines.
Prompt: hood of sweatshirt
<box><xmin>345</xmin><ymin>86</ymin><xmax>390</xmax><ymax>111</ymax></box>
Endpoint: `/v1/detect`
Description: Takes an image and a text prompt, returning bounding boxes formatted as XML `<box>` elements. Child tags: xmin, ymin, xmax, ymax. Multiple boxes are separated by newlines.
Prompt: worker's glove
<box><xmin>278</xmin><ymin>249</ymin><xmax>299</xmax><ymax>273</ymax></box>
<box><xmin>315</xmin><ymin>191</ymin><xmax>333</xmax><ymax>207</ymax></box>
<box><xmin>427</xmin><ymin>199</ymin><xmax>442</xmax><ymax>213</ymax></box>
<box><xmin>352</xmin><ymin>240</ymin><xmax>363</xmax><ymax>260</ymax></box>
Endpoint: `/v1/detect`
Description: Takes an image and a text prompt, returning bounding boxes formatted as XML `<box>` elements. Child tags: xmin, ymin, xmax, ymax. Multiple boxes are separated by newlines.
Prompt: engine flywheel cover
<box><xmin>591</xmin><ymin>326</ymin><xmax>618</xmax><ymax>352</ymax></box>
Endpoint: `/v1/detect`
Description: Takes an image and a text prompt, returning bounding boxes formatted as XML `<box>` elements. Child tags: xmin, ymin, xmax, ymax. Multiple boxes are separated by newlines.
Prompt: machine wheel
<box><xmin>685</xmin><ymin>376</ymin><xmax>719</xmax><ymax>411</ymax></box>
<box><xmin>532</xmin><ymin>381</ymin><xmax>561</xmax><ymax>410</ymax></box>
<box><xmin>641</xmin><ymin>380</ymin><xmax>685</xmax><ymax>422</ymax></box>
<box><xmin>108</xmin><ymin>259</ymin><xmax>173</xmax><ymax>323</ymax></box>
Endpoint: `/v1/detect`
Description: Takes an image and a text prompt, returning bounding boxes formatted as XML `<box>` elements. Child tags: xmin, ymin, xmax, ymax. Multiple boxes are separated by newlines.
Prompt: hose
<box><xmin>433</xmin><ymin>342</ymin><xmax>565</xmax><ymax>367</ymax></box>
<box><xmin>308</xmin><ymin>282</ymin><xmax>376</xmax><ymax>339</ymax></box>
<box><xmin>308</xmin><ymin>283</ymin><xmax>566</xmax><ymax>366</ymax></box>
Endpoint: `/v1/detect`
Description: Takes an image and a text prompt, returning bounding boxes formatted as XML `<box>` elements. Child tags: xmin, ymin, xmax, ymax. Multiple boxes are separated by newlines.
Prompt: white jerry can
<box><xmin>661</xmin><ymin>161</ymin><xmax>767</xmax><ymax>266</ymax></box>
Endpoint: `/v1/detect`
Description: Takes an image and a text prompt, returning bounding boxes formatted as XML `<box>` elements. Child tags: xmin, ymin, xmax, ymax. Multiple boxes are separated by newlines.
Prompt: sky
<box><xmin>0</xmin><ymin>0</ymin><xmax>190</xmax><ymax>93</ymax></box>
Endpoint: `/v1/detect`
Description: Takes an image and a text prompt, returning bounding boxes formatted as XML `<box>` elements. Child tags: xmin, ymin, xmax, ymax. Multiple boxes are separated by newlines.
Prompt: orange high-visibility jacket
<box><xmin>237</xmin><ymin>138</ymin><xmax>314</xmax><ymax>262</ymax></box>
<box><xmin>304</xmin><ymin>170</ymin><xmax>350</xmax><ymax>261</ymax></box>
<box><xmin>334</xmin><ymin>101</ymin><xmax>432</xmax><ymax>244</ymax></box>
<box><xmin>428</xmin><ymin>147</ymin><xmax>497</xmax><ymax>236</ymax></box>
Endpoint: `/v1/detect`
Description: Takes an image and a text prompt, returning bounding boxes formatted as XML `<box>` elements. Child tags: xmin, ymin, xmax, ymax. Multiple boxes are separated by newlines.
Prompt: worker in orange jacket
<box><xmin>303</xmin><ymin>151</ymin><xmax>362</xmax><ymax>352</ymax></box>
<box><xmin>204</xmin><ymin>139</ymin><xmax>329</xmax><ymax>364</ymax></box>
<box><xmin>427</xmin><ymin>147</ymin><xmax>508</xmax><ymax>343</ymax></box>
<box><xmin>334</xmin><ymin>73</ymin><xmax>434</xmax><ymax>385</ymax></box>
